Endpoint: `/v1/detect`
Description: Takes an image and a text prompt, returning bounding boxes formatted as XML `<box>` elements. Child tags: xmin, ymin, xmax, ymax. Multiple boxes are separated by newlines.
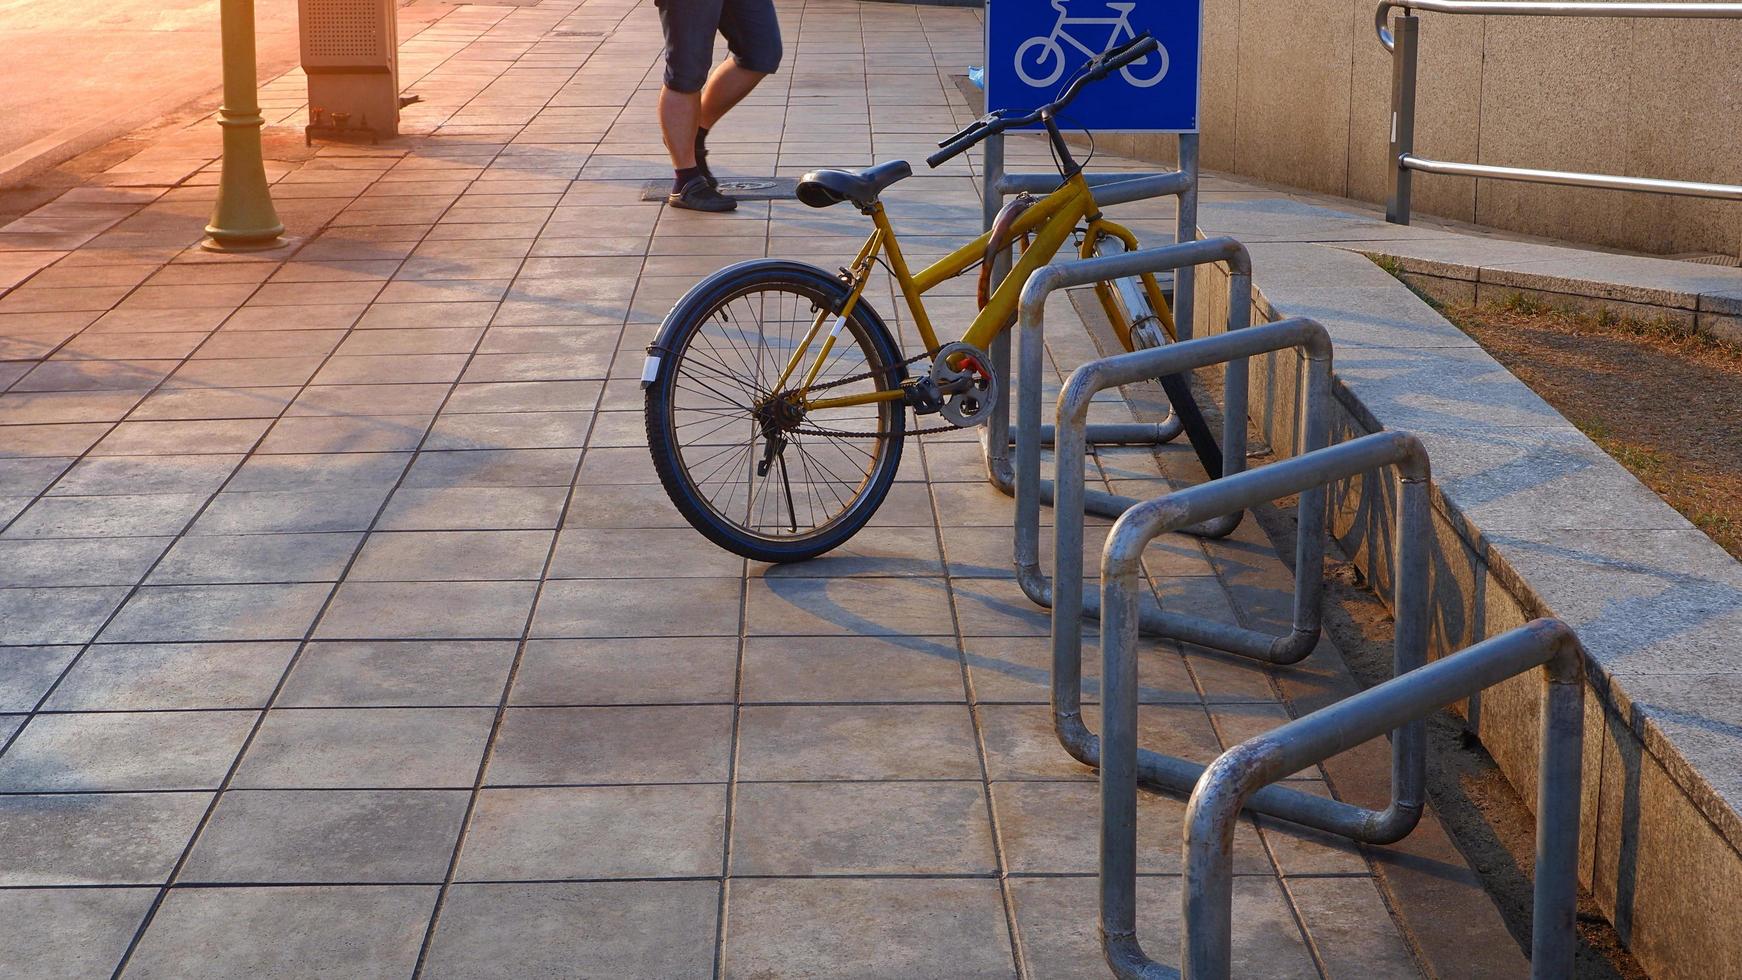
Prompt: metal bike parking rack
<box><xmin>977</xmin><ymin>132</ymin><xmax>1206</xmax><ymax>492</ymax></box>
<box><xmin>1099</xmin><ymin>614</ymin><xmax>1585</xmax><ymax>979</ymax></box>
<box><xmin>1018</xmin><ymin>237</ymin><xmax>1257</xmax><ymax>629</ymax></box>
<box><xmin>1048</xmin><ymin>311</ymin><xmax>1331</xmax><ymax>656</ymax></box>
<box><xmin>1070</xmin><ymin>430</ymin><xmax>1435</xmax><ymax>844</ymax></box>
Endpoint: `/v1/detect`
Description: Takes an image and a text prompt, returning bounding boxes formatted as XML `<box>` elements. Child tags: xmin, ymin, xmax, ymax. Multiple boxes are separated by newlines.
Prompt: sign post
<box><xmin>976</xmin><ymin>0</ymin><xmax>1208</xmax><ymax>492</ymax></box>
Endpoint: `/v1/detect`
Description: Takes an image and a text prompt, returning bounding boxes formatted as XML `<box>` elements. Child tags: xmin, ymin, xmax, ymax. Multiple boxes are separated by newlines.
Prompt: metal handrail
<box><xmin>1376</xmin><ymin>0</ymin><xmax>1742</xmax><ymax>50</ymax></box>
<box><xmin>1377</xmin><ymin>0</ymin><xmax>1742</xmax><ymax>223</ymax></box>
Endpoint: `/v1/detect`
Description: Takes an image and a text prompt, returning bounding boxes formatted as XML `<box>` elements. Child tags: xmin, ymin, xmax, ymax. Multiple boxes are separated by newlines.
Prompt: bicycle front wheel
<box><xmin>644</xmin><ymin>260</ymin><xmax>907</xmax><ymax>563</ymax></box>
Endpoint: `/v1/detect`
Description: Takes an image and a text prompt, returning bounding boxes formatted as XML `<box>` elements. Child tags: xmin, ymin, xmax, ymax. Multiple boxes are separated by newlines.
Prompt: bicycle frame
<box><xmin>785</xmin><ymin>171</ymin><xmax>1174</xmax><ymax>412</ymax></box>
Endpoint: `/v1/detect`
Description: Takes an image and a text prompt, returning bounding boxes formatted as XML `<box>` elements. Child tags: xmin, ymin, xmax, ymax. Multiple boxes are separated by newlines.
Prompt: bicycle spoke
<box><xmin>665</xmin><ymin>279</ymin><xmax>898</xmax><ymax>544</ymax></box>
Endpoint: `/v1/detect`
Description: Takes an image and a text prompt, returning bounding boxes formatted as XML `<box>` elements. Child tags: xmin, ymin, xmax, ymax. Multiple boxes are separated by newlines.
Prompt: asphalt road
<box><xmin>0</xmin><ymin>0</ymin><xmax>304</xmax><ymax>184</ymax></box>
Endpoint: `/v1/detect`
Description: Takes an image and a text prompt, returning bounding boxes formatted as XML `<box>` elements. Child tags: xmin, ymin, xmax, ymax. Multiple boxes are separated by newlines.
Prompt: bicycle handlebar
<box><xmin>925</xmin><ymin>34</ymin><xmax>1160</xmax><ymax>169</ymax></box>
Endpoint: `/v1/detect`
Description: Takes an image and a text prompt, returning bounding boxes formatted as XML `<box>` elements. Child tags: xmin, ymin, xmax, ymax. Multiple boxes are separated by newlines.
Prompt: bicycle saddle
<box><xmin>796</xmin><ymin>160</ymin><xmax>912</xmax><ymax>210</ymax></box>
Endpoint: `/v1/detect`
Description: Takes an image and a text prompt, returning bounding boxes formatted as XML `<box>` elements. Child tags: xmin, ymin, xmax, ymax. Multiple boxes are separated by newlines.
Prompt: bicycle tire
<box><xmin>644</xmin><ymin>260</ymin><xmax>908</xmax><ymax>564</ymax></box>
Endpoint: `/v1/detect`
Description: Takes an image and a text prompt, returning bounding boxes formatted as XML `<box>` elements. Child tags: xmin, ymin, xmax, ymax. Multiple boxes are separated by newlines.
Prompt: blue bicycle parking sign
<box><xmin>985</xmin><ymin>0</ymin><xmax>1203</xmax><ymax>133</ymax></box>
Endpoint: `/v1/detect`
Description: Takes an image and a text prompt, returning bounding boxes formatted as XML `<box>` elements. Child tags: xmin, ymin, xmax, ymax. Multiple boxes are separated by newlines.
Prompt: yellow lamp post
<box><xmin>202</xmin><ymin>0</ymin><xmax>284</xmax><ymax>252</ymax></box>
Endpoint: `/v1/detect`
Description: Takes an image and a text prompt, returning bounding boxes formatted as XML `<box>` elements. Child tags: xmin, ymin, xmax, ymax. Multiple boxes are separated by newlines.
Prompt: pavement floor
<box><xmin>0</xmin><ymin>0</ymin><xmax>1526</xmax><ymax>976</ymax></box>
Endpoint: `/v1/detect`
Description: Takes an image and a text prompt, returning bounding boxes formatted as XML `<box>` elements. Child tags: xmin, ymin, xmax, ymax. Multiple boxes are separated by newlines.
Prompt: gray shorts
<box><xmin>656</xmin><ymin>0</ymin><xmax>783</xmax><ymax>93</ymax></box>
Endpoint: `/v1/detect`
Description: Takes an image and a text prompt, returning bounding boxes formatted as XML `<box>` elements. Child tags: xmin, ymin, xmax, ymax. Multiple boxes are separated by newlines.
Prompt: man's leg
<box><xmin>656</xmin><ymin>0</ymin><xmax>737</xmax><ymax>211</ymax></box>
<box><xmin>698</xmin><ymin>59</ymin><xmax>768</xmax><ymax>131</ymax></box>
<box><xmin>699</xmin><ymin>0</ymin><xmax>781</xmax><ymax>176</ymax></box>
<box><xmin>659</xmin><ymin>87</ymin><xmax>702</xmax><ymax>170</ymax></box>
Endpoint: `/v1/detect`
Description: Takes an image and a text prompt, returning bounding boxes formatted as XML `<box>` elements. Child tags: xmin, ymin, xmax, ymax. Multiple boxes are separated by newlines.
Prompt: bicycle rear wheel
<box><xmin>644</xmin><ymin>260</ymin><xmax>907</xmax><ymax>563</ymax></box>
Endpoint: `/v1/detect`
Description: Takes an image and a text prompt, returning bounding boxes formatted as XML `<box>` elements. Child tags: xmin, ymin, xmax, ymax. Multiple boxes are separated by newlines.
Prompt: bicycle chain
<box><xmin>785</xmin><ymin>350</ymin><xmax>968</xmax><ymax>440</ymax></box>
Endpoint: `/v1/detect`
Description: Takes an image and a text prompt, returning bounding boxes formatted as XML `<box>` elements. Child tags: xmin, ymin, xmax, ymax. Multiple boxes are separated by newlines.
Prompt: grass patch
<box><xmin>1401</xmin><ymin>279</ymin><xmax>1742</xmax><ymax>559</ymax></box>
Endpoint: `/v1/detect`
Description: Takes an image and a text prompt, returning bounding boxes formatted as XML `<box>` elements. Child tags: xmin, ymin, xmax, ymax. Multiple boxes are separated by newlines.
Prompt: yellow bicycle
<box><xmin>642</xmin><ymin>35</ymin><xmax>1172</xmax><ymax>562</ymax></box>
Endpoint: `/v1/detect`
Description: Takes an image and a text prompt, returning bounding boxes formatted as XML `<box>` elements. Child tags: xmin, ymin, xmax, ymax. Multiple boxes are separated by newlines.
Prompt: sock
<box><xmin>689</xmin><ymin>126</ymin><xmax>710</xmax><ymax>178</ymax></box>
<box><xmin>672</xmin><ymin>165</ymin><xmax>703</xmax><ymax>194</ymax></box>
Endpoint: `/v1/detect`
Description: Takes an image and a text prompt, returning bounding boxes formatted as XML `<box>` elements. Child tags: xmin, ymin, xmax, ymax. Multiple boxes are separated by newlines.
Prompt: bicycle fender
<box><xmin>639</xmin><ymin>259</ymin><xmax>907</xmax><ymax>389</ymax></box>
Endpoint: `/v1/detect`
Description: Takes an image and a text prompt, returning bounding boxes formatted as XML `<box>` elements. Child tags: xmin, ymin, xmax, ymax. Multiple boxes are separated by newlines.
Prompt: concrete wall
<box><xmin>1119</xmin><ymin>1</ymin><xmax>1742</xmax><ymax>258</ymax></box>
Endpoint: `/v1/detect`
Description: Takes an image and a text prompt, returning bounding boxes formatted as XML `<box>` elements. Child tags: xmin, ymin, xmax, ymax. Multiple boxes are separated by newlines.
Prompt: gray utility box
<box><xmin>299</xmin><ymin>0</ymin><xmax>401</xmax><ymax>139</ymax></box>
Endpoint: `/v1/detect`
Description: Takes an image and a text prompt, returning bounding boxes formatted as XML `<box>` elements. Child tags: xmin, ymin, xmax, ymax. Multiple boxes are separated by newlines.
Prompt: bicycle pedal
<box><xmin>901</xmin><ymin>377</ymin><xmax>944</xmax><ymax>415</ymax></box>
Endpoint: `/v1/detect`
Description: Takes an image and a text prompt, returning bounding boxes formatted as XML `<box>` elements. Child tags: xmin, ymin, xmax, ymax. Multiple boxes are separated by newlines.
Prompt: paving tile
<box><xmin>0</xmin><ymin>645</ymin><xmax>79</xmax><ymax>710</ymax></box>
<box><xmin>547</xmin><ymin>526</ymin><xmax>745</xmax><ymax>578</ymax></box>
<box><xmin>0</xmin><ymin>455</ymin><xmax>72</xmax><ymax>495</ymax></box>
<box><xmin>561</xmin><ymin>482</ymin><xmax>692</xmax><ymax>528</ymax></box>
<box><xmin>149</xmin><ymin>531</ymin><xmax>362</xmax><ymax>584</ymax></box>
<box><xmin>457</xmin><ymin>784</ymin><xmax>726</xmax><ymax>880</ymax></box>
<box><xmin>961</xmin><ymin>634</ymin><xmax>1200</xmax><ymax>705</ymax></box>
<box><xmin>510</xmin><ymin>636</ymin><xmax>738</xmax><ymax>705</ymax></box>
<box><xmin>0</xmin><ymin>389</ymin><xmax>149</xmax><ymax>424</ymax></box>
<box><xmin>732</xmin><ymin>780</ymin><xmax>996</xmax><ymax>875</ymax></box>
<box><xmin>46</xmin><ymin>642</ymin><xmax>297</xmax><ymax>710</ymax></box>
<box><xmin>225</xmin><ymin>452</ymin><xmax>408</xmax><ymax>493</ymax></box>
<box><xmin>349</xmin><ymin>529</ymin><xmax>553</xmax><ymax>581</ymax></box>
<box><xmin>192</xmin><ymin>328</ymin><xmax>345</xmax><ymax>359</ymax></box>
<box><xmin>487</xmin><ymin>705</ymin><xmax>734</xmax><ymax>785</ymax></box>
<box><xmin>357</xmin><ymin>301</ymin><xmax>495</xmax><ymax>330</ymax></box>
<box><xmin>50</xmin><ymin>454</ymin><xmax>241</xmax><ymax>495</ymax></box>
<box><xmin>949</xmin><ymin>577</ymin><xmax>1057</xmax><ymax>636</ymax></box>
<box><xmin>234</xmin><ymin>707</ymin><xmax>496</xmax><ymax>789</ymax></box>
<box><xmin>125</xmin><ymin>885</ymin><xmax>437</xmax><ymax>980</ymax></box>
<box><xmin>277</xmin><ymin>639</ymin><xmax>517</xmax><ymax>708</ymax></box>
<box><xmin>0</xmin><ymin>792</ymin><xmax>210</xmax><ymax>885</ymax></box>
<box><xmin>180</xmin><ymin>789</ymin><xmax>468</xmax><ymax>883</ymax></box>
<box><xmin>1008</xmin><ymin>876</ymin><xmax>1317</xmax><ymax>979</ymax></box>
<box><xmin>975</xmin><ymin>702</ymin><xmax>1225</xmax><ymax>781</ymax></box>
<box><xmin>992</xmin><ymin>780</ymin><xmax>1267</xmax><ymax>876</ymax></box>
<box><xmin>751</xmin><ymin>525</ymin><xmax>946</xmax><ymax>578</ymax></box>
<box><xmin>190</xmin><ymin>489</ymin><xmax>388</xmax><ymax>534</ymax></box>
<box><xmin>92</xmin><ymin>419</ymin><xmax>270</xmax><ymax>456</ymax></box>
<box><xmin>736</xmin><ymin>704</ymin><xmax>982</xmax><ymax>781</ymax></box>
<box><xmin>377</xmin><ymin>485</ymin><xmax>569</xmax><ymax>529</ymax></box>
<box><xmin>724</xmin><ymin>877</ymin><xmax>1014</xmax><ymax>979</ymax></box>
<box><xmin>129</xmin><ymin>386</ymin><xmax>297</xmax><ymax>420</ymax></box>
<box><xmin>740</xmin><ymin>634</ymin><xmax>965</xmax><ymax>702</ymax></box>
<box><xmin>220</xmin><ymin>304</ymin><xmax>367</xmax><ymax>332</ymax></box>
<box><xmin>443</xmin><ymin>379</ymin><xmax>601</xmax><ymax>414</ymax></box>
<box><xmin>0</xmin><ymin>587</ymin><xmax>129</xmax><ymax>645</ymax></box>
<box><xmin>0</xmin><ymin>423</ymin><xmax>109</xmax><ymax>458</ymax></box>
<box><xmin>0</xmin><ymin>886</ymin><xmax>155</xmax><ymax>979</ymax></box>
<box><xmin>743</xmin><ymin>576</ymin><xmax>957</xmax><ymax>637</ymax></box>
<box><xmin>531</xmin><ymin>576</ymin><xmax>741</xmax><ymax>637</ymax></box>
<box><xmin>423</xmin><ymin>881</ymin><xmax>718</xmax><ymax>979</ymax></box>
<box><xmin>313</xmin><ymin>354</ymin><xmax>469</xmax><ymax>385</ymax></box>
<box><xmin>0</xmin><ymin>536</ymin><xmax>169</xmax><ymax>586</ymax></box>
<box><xmin>424</xmin><ymin>410</ymin><xmax>593</xmax><ymax>451</ymax></box>
<box><xmin>101</xmin><ymin>583</ymin><xmax>333</xmax><ymax>642</ymax></box>
<box><xmin>0</xmin><ymin>710</ymin><xmax>255</xmax><ymax>791</ymax></box>
<box><xmin>400</xmin><ymin>448</ymin><xmax>580</xmax><ymax>488</ymax></box>
<box><xmin>258</xmin><ymin>414</ymin><xmax>433</xmax><ymax>454</ymax></box>
<box><xmin>287</xmin><ymin>382</ymin><xmax>452</xmax><ymax>417</ymax></box>
<box><xmin>316</xmin><ymin>580</ymin><xmax>537</xmax><ymax>639</ymax></box>
<box><xmin>571</xmin><ymin>446</ymin><xmax>656</xmax><ymax>484</ymax></box>
<box><xmin>1286</xmin><ymin>875</ymin><xmax>1423</xmax><ymax>978</ymax></box>
<box><xmin>3</xmin><ymin>492</ymin><xmax>206</xmax><ymax>538</ymax></box>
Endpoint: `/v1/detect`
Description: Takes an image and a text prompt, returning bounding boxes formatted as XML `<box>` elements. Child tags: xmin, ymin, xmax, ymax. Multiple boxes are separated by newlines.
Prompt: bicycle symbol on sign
<box><xmin>1015</xmin><ymin>0</ymin><xmax>1169</xmax><ymax>88</ymax></box>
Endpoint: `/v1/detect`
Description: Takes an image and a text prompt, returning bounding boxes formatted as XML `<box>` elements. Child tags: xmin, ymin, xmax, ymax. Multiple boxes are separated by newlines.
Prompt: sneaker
<box><xmin>668</xmin><ymin>175</ymin><xmax>736</xmax><ymax>213</ymax></box>
<box><xmin>697</xmin><ymin>150</ymin><xmax>718</xmax><ymax>189</ymax></box>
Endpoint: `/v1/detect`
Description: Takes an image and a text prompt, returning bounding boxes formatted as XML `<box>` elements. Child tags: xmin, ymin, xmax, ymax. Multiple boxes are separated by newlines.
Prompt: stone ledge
<box><xmin>1333</xmin><ymin>234</ymin><xmax>1742</xmax><ymax>344</ymax></box>
<box><xmin>1181</xmin><ymin>195</ymin><xmax>1742</xmax><ymax>979</ymax></box>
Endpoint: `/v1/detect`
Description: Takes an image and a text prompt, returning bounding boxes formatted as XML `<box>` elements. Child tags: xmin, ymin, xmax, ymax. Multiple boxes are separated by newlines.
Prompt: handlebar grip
<box><xmin>1091</xmin><ymin>33</ymin><xmax>1158</xmax><ymax>78</ymax></box>
<box><xmin>926</xmin><ymin>131</ymin><xmax>980</xmax><ymax>168</ymax></box>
